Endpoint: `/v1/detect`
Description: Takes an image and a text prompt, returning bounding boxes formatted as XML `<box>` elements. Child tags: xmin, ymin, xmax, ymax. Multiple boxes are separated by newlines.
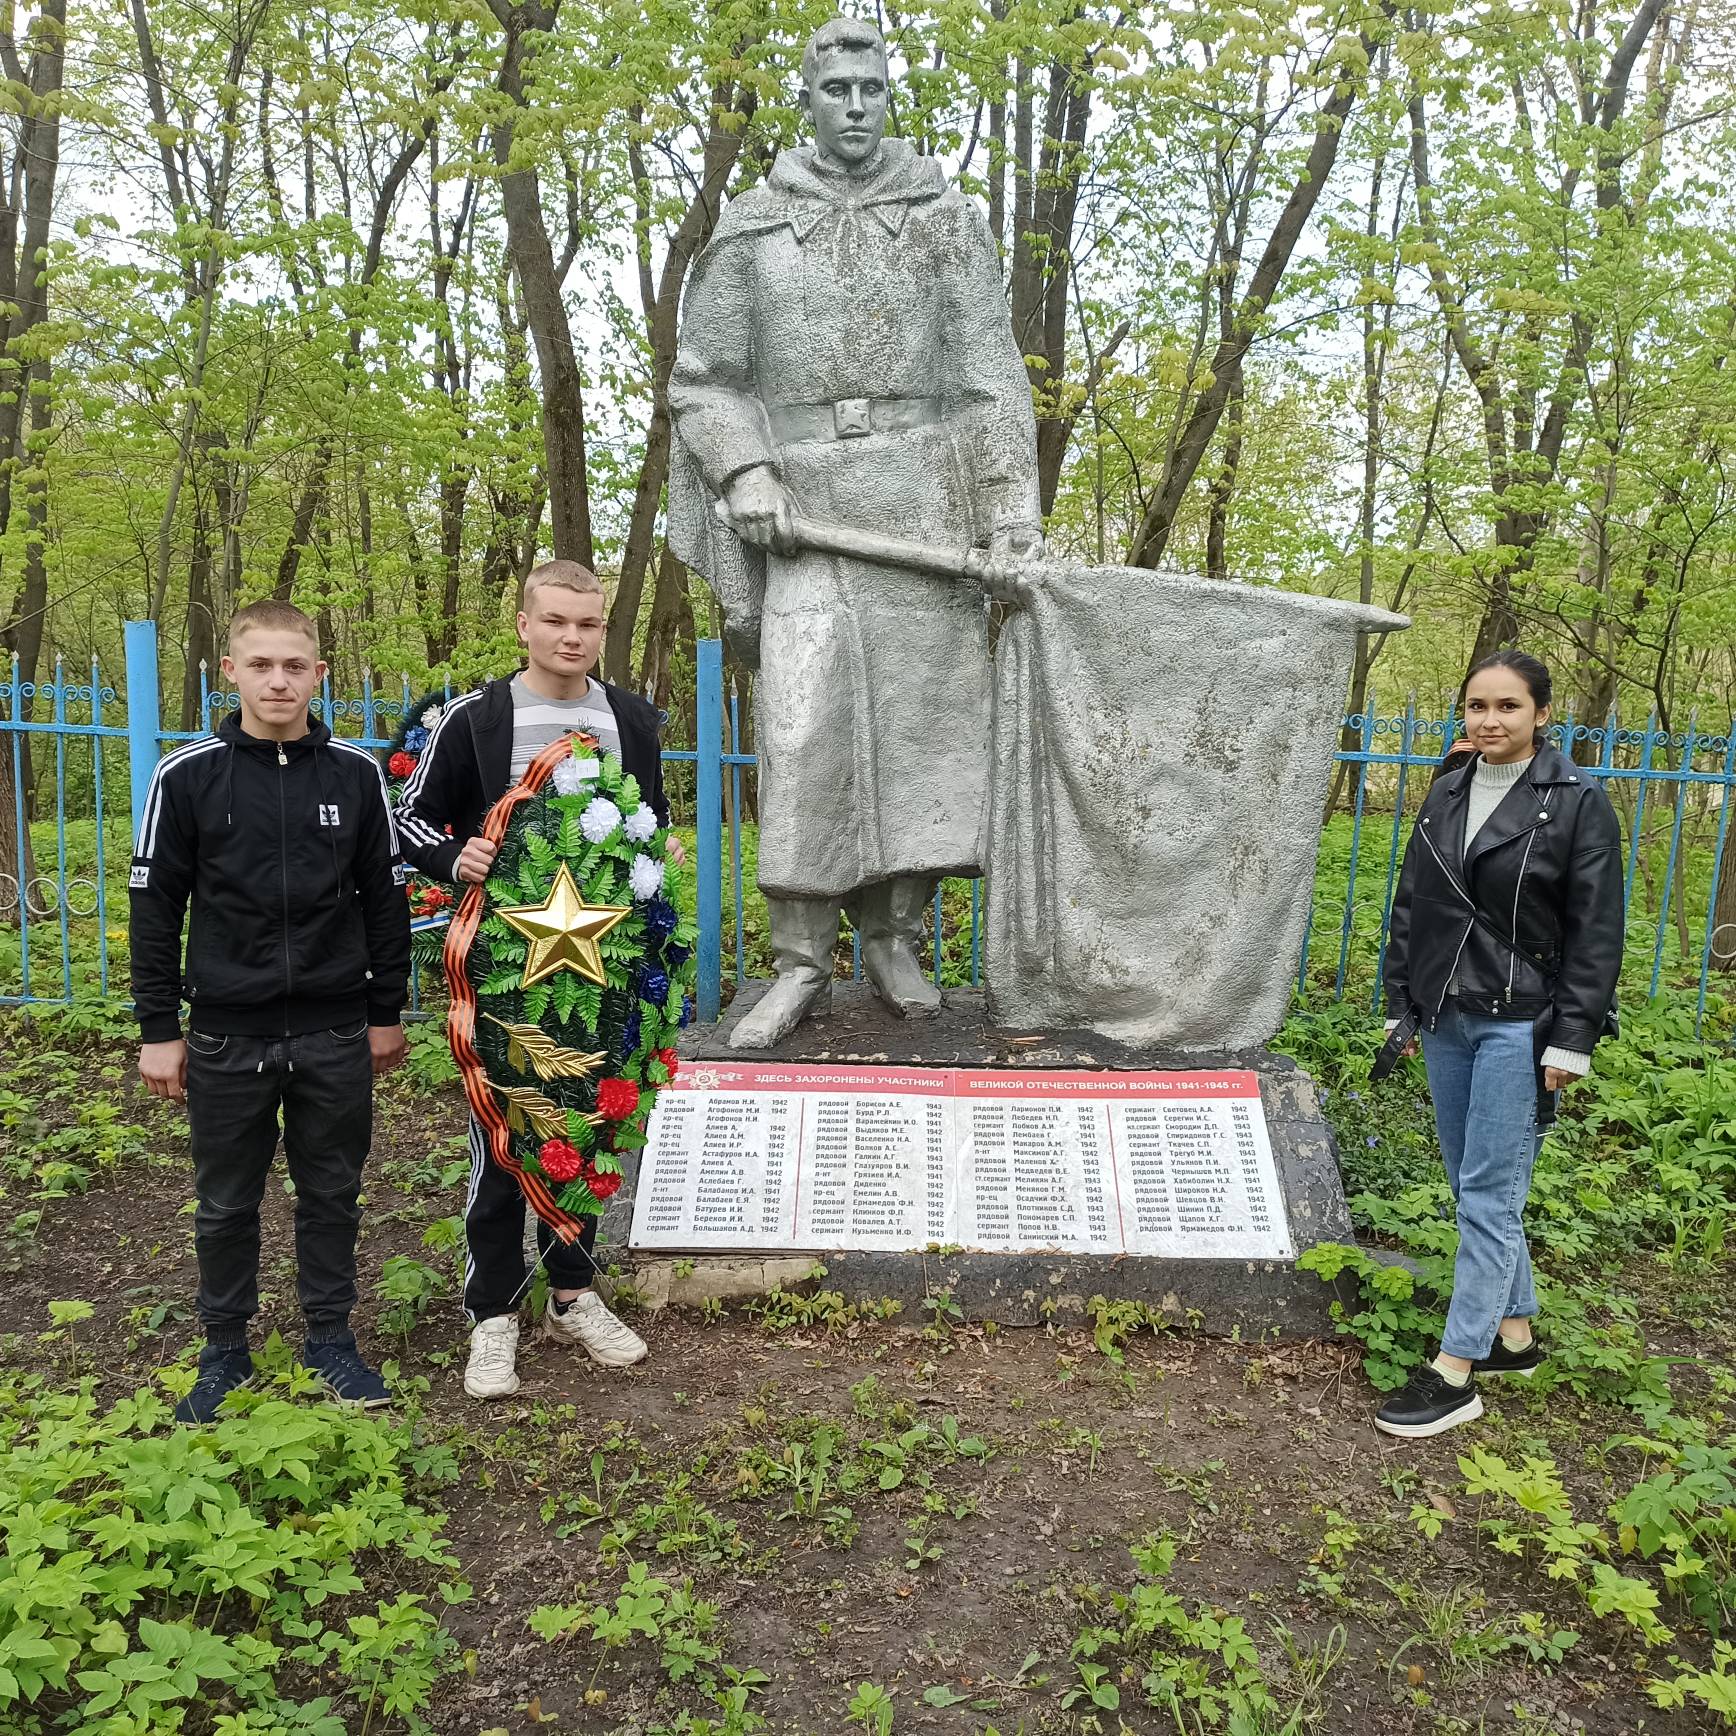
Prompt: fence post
<box><xmin>695</xmin><ymin>637</ymin><xmax>724</xmax><ymax>1022</ymax></box>
<box><xmin>124</xmin><ymin>620</ymin><xmax>161</xmax><ymax>844</ymax></box>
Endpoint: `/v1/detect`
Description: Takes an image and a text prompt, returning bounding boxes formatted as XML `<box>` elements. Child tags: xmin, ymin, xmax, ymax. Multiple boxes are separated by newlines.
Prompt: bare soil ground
<box><xmin>0</xmin><ymin>1045</ymin><xmax>1714</xmax><ymax>1734</ymax></box>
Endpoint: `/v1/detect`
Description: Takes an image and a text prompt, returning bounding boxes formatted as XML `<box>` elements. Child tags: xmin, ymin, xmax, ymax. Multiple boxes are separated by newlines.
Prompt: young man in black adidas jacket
<box><xmin>396</xmin><ymin>560</ymin><xmax>671</xmax><ymax>1399</ymax></box>
<box><xmin>130</xmin><ymin>600</ymin><xmax>411</xmax><ymax>1423</ymax></box>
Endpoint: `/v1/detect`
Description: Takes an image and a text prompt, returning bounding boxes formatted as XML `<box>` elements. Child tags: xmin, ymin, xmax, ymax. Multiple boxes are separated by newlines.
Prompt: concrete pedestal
<box><xmin>599</xmin><ymin>983</ymin><xmax>1357</xmax><ymax>1338</ymax></box>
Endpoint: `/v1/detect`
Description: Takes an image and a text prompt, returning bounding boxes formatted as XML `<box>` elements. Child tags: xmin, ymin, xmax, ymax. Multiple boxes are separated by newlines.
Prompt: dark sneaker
<box><xmin>304</xmin><ymin>1336</ymin><xmax>391</xmax><ymax>1408</ymax></box>
<box><xmin>1374</xmin><ymin>1366</ymin><xmax>1484</xmax><ymax>1439</ymax></box>
<box><xmin>1473</xmin><ymin>1336</ymin><xmax>1543</xmax><ymax>1378</ymax></box>
<box><xmin>174</xmin><ymin>1345</ymin><xmax>254</xmax><ymax>1424</ymax></box>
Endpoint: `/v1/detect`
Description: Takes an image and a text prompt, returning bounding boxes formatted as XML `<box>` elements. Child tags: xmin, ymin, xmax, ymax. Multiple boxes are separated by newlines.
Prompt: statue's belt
<box><xmin>768</xmin><ymin>395</ymin><xmax>945</xmax><ymax>445</ymax></box>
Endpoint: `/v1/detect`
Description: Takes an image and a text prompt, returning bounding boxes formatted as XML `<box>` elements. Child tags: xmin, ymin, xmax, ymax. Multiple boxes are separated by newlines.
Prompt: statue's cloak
<box><xmin>668</xmin><ymin>140</ymin><xmax>1040</xmax><ymax>900</ymax></box>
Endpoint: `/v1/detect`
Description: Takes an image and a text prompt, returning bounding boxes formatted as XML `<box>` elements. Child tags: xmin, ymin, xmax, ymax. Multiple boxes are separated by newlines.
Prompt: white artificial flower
<box><xmin>629</xmin><ymin>852</ymin><xmax>665</xmax><ymax>901</ymax></box>
<box><xmin>623</xmin><ymin>803</ymin><xmax>659</xmax><ymax>844</ymax></box>
<box><xmin>420</xmin><ymin>703</ymin><xmax>443</xmax><ymax>727</ymax></box>
<box><xmin>580</xmin><ymin>796</ymin><xmax>622</xmax><ymax>843</ymax></box>
<box><xmin>550</xmin><ymin>757</ymin><xmax>586</xmax><ymax>795</ymax></box>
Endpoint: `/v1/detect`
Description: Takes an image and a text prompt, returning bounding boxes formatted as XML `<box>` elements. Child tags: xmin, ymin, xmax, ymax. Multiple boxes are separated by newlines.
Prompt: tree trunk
<box><xmin>638</xmin><ymin>542</ymin><xmax>694</xmax><ymax>707</ymax></box>
<box><xmin>0</xmin><ymin>0</ymin><xmax>64</xmax><ymax>786</ymax></box>
<box><xmin>0</xmin><ymin>731</ymin><xmax>34</xmax><ymax>928</ymax></box>
<box><xmin>987</xmin><ymin>0</ymin><xmax>1006</xmax><ymax>253</ymax></box>
<box><xmin>179</xmin><ymin>480</ymin><xmax>217</xmax><ymax>730</ymax></box>
<box><xmin>432</xmin><ymin>471</ymin><xmax>468</xmax><ymax>665</ymax></box>
<box><xmin>605</xmin><ymin>75</ymin><xmax>755</xmax><ymax>685</ymax></box>
<box><xmin>273</xmin><ymin>448</ymin><xmax>329</xmax><ymax>602</ymax></box>
<box><xmin>1004</xmin><ymin>46</ymin><xmax>1093</xmax><ymax>515</ymax></box>
<box><xmin>1203</xmin><ymin>374</ymin><xmax>1244</xmax><ymax>580</ymax></box>
<box><xmin>489</xmin><ymin>0</ymin><xmax>594</xmax><ymax>570</ymax></box>
<box><xmin>1128</xmin><ymin>12</ymin><xmax>1391</xmax><ymax>568</ymax></box>
<box><xmin>0</xmin><ymin>0</ymin><xmax>63</xmax><ymax>550</ymax></box>
<box><xmin>1705</xmin><ymin>756</ymin><xmax>1736</xmax><ymax>970</ymax></box>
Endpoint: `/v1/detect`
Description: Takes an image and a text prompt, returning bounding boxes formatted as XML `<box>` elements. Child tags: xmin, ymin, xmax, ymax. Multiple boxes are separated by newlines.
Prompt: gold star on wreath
<box><xmin>496</xmin><ymin>861</ymin><xmax>630</xmax><ymax>988</ymax></box>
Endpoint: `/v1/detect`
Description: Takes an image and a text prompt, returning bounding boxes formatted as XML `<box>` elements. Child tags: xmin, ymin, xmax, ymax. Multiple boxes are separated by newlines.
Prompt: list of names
<box><xmin>631</xmin><ymin>1063</ymin><xmax>1292</xmax><ymax>1261</ymax></box>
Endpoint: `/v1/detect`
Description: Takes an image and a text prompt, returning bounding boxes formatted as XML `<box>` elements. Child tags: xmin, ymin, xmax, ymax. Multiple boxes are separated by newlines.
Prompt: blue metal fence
<box><xmin>5</xmin><ymin>622</ymin><xmax>1735</xmax><ymax>1034</ymax></box>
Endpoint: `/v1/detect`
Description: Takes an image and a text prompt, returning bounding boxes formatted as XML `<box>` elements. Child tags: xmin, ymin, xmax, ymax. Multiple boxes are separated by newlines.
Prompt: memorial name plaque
<box><xmin>632</xmin><ymin>1064</ymin><xmax>1293</xmax><ymax>1260</ymax></box>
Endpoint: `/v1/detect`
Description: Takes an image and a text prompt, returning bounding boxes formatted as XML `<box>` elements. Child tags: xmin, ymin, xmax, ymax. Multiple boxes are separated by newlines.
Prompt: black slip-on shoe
<box><xmin>174</xmin><ymin>1346</ymin><xmax>254</xmax><ymax>1425</ymax></box>
<box><xmin>1373</xmin><ymin>1366</ymin><xmax>1484</xmax><ymax>1439</ymax></box>
<box><xmin>1473</xmin><ymin>1336</ymin><xmax>1543</xmax><ymax>1378</ymax></box>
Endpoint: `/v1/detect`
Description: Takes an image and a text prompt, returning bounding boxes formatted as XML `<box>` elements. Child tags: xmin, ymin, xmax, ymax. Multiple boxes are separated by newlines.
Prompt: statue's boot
<box><xmin>854</xmin><ymin>877</ymin><xmax>942</xmax><ymax>1019</ymax></box>
<box><xmin>729</xmin><ymin>897</ymin><xmax>838</xmax><ymax>1051</ymax></box>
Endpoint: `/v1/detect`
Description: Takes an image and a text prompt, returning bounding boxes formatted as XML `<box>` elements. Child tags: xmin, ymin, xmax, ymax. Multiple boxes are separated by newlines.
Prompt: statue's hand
<box><xmin>988</xmin><ymin>520</ymin><xmax>1045</xmax><ymax>561</ymax></box>
<box><xmin>979</xmin><ymin>560</ymin><xmax>1038</xmax><ymax>607</ymax></box>
<box><xmin>981</xmin><ymin>520</ymin><xmax>1044</xmax><ymax>606</ymax></box>
<box><xmin>724</xmin><ymin>466</ymin><xmax>799</xmax><ymax>555</ymax></box>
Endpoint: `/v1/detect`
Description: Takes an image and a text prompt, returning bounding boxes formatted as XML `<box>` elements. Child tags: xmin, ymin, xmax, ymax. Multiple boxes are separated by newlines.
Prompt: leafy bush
<box><xmin>0</xmin><ymin>1357</ymin><xmax>465</xmax><ymax>1733</ymax></box>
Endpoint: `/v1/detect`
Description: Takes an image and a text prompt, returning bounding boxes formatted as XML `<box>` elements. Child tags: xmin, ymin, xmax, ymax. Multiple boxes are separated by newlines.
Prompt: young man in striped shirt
<box><xmin>396</xmin><ymin>561</ymin><xmax>673</xmax><ymax>1398</ymax></box>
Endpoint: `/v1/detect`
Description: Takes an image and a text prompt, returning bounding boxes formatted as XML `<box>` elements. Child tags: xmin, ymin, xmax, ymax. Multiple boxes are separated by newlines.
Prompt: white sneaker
<box><xmin>463</xmin><ymin>1315</ymin><xmax>521</xmax><ymax>1399</ymax></box>
<box><xmin>544</xmin><ymin>1291</ymin><xmax>648</xmax><ymax>1368</ymax></box>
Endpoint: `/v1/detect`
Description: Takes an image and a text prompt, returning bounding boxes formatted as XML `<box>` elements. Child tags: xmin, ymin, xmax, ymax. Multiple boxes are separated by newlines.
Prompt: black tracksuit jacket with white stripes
<box><xmin>128</xmin><ymin>712</ymin><xmax>411</xmax><ymax>1044</ymax></box>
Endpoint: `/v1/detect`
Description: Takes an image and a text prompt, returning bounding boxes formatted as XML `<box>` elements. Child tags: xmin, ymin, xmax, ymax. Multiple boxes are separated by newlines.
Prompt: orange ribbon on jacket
<box><xmin>442</xmin><ymin>733</ymin><xmax>600</xmax><ymax>1244</ymax></box>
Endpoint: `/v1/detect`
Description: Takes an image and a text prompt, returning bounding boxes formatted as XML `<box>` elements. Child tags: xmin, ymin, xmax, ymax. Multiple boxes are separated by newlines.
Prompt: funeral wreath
<box><xmin>443</xmin><ymin>732</ymin><xmax>696</xmax><ymax>1231</ymax></box>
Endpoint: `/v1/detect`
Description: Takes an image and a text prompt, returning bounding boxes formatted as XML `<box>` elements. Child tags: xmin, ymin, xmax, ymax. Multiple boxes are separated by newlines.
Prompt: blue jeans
<box><xmin>1422</xmin><ymin>1003</ymin><xmax>1545</xmax><ymax>1360</ymax></box>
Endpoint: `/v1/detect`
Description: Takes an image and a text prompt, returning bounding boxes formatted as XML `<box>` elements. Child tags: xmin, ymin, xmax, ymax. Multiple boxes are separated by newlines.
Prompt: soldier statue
<box><xmin>668</xmin><ymin>15</ymin><xmax>1042</xmax><ymax>1050</ymax></box>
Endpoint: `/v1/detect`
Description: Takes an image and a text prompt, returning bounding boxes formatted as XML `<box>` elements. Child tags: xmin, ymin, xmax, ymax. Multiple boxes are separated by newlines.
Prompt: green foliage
<box><xmin>402</xmin><ymin>1019</ymin><xmax>460</xmax><ymax>1091</ymax></box>
<box><xmin>0</xmin><ymin>1361</ymin><xmax>463</xmax><ymax>1733</ymax></box>
<box><xmin>846</xmin><ymin>1681</ymin><xmax>895</xmax><ymax>1735</ymax></box>
<box><xmin>745</xmin><ymin>1264</ymin><xmax>902</xmax><ymax>1334</ymax></box>
<box><xmin>0</xmin><ymin>1046</ymin><xmax>157</xmax><ymax>1242</ymax></box>
<box><xmin>1611</xmin><ymin>1439</ymin><xmax>1736</xmax><ymax>1635</ymax></box>
<box><xmin>1064</xmin><ymin>1530</ymin><xmax>1308</xmax><ymax>1727</ymax></box>
<box><xmin>1294</xmin><ymin>1243</ymin><xmax>1445</xmax><ymax>1392</ymax></box>
<box><xmin>374</xmin><ymin>1255</ymin><xmax>449</xmax><ymax>1341</ymax></box>
<box><xmin>527</xmin><ymin>1557</ymin><xmax>769</xmax><ymax>1730</ymax></box>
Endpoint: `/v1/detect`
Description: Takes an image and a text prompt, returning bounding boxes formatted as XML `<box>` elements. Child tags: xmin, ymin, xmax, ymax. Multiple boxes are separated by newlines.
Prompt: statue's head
<box><xmin>800</xmin><ymin>17</ymin><xmax>890</xmax><ymax>169</ymax></box>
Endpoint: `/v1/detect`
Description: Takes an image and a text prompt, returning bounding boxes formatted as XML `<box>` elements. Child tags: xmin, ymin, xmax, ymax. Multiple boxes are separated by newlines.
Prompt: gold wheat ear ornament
<box><xmin>493</xmin><ymin>1085</ymin><xmax>575</xmax><ymax>1143</ymax></box>
<box><xmin>482</xmin><ymin>1014</ymin><xmax>609</xmax><ymax>1082</ymax></box>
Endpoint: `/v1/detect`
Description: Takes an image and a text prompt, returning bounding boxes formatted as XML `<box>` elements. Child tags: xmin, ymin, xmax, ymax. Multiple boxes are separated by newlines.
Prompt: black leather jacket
<box><xmin>1383</xmin><ymin>743</ymin><xmax>1624</xmax><ymax>1054</ymax></box>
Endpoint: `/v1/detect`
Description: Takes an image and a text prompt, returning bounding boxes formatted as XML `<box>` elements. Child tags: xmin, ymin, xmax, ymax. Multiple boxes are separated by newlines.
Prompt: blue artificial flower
<box><xmin>619</xmin><ymin>1010</ymin><xmax>642</xmax><ymax>1061</ymax></box>
<box><xmin>1366</xmin><ymin>1135</ymin><xmax>1381</xmax><ymax>1149</ymax></box>
<box><xmin>644</xmin><ymin>898</ymin><xmax>679</xmax><ymax>942</ymax></box>
<box><xmin>663</xmin><ymin>941</ymin><xmax>691</xmax><ymax>969</ymax></box>
<box><xmin>679</xmin><ymin>994</ymin><xmax>695</xmax><ymax>1028</ymax></box>
<box><xmin>404</xmin><ymin>725</ymin><xmax>429</xmax><ymax>752</ymax></box>
<box><xmin>637</xmin><ymin>966</ymin><xmax>671</xmax><ymax>1005</ymax></box>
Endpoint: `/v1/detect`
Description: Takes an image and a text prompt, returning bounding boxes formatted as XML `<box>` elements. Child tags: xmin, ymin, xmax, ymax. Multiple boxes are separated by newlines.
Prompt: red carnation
<box><xmin>585</xmin><ymin>1163</ymin><xmax>623</xmax><ymax>1201</ymax></box>
<box><xmin>388</xmin><ymin>751</ymin><xmax>417</xmax><ymax>777</ymax></box>
<box><xmin>538</xmin><ymin>1138</ymin><xmax>584</xmax><ymax>1182</ymax></box>
<box><xmin>656</xmin><ymin>1047</ymin><xmax>679</xmax><ymax>1079</ymax></box>
<box><xmin>596</xmin><ymin>1078</ymin><xmax>640</xmax><ymax>1121</ymax></box>
<box><xmin>417</xmin><ymin>886</ymin><xmax>452</xmax><ymax>910</ymax></box>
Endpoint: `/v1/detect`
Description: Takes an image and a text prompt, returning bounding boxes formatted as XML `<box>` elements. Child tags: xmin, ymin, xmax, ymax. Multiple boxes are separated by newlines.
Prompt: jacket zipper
<box><xmin>278</xmin><ymin>745</ymin><xmax>291</xmax><ymax>1043</ymax></box>
<box><xmin>1507</xmin><ymin>830</ymin><xmax>1539</xmax><ymax>1002</ymax></box>
<box><xmin>1418</xmin><ymin>823</ymin><xmax>1475</xmax><ymax>1026</ymax></box>
<box><xmin>1419</xmin><ymin>820</ymin><xmax>1475</xmax><ymax>910</ymax></box>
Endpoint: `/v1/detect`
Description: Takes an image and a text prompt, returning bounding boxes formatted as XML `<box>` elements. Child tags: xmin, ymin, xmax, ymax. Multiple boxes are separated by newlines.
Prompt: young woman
<box><xmin>1376</xmin><ymin>651</ymin><xmax>1623</xmax><ymax>1438</ymax></box>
